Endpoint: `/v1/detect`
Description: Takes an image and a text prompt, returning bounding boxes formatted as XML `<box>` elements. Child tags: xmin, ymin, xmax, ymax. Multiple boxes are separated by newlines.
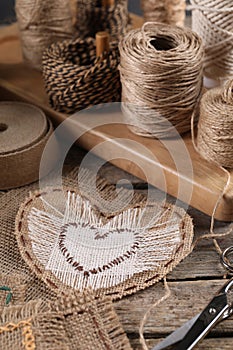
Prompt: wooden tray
<box><xmin>0</xmin><ymin>22</ymin><xmax>233</xmax><ymax>221</ymax></box>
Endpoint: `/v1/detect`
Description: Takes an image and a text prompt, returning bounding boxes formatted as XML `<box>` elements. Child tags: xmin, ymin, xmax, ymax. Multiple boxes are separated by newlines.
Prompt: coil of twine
<box><xmin>15</xmin><ymin>0</ymin><xmax>74</xmax><ymax>70</ymax></box>
<box><xmin>42</xmin><ymin>37</ymin><xmax>121</xmax><ymax>113</ymax></box>
<box><xmin>141</xmin><ymin>0</ymin><xmax>186</xmax><ymax>27</ymax></box>
<box><xmin>119</xmin><ymin>22</ymin><xmax>204</xmax><ymax>138</ymax></box>
<box><xmin>197</xmin><ymin>80</ymin><xmax>233</xmax><ymax>168</ymax></box>
<box><xmin>190</xmin><ymin>0</ymin><xmax>233</xmax><ymax>81</ymax></box>
<box><xmin>75</xmin><ymin>0</ymin><xmax>130</xmax><ymax>41</ymax></box>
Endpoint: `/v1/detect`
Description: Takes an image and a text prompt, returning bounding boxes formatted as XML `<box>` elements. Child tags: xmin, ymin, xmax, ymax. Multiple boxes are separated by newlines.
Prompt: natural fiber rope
<box><xmin>75</xmin><ymin>0</ymin><xmax>130</xmax><ymax>41</ymax></box>
<box><xmin>42</xmin><ymin>37</ymin><xmax>121</xmax><ymax>113</ymax></box>
<box><xmin>15</xmin><ymin>0</ymin><xmax>73</xmax><ymax>70</ymax></box>
<box><xmin>119</xmin><ymin>22</ymin><xmax>204</xmax><ymax>138</ymax></box>
<box><xmin>190</xmin><ymin>82</ymin><xmax>233</xmax><ymax>264</ymax></box>
<box><xmin>190</xmin><ymin>0</ymin><xmax>233</xmax><ymax>81</ymax></box>
<box><xmin>141</xmin><ymin>0</ymin><xmax>186</xmax><ymax>27</ymax></box>
<box><xmin>139</xmin><ymin>278</ymin><xmax>171</xmax><ymax>350</ymax></box>
<box><xmin>197</xmin><ymin>80</ymin><xmax>233</xmax><ymax>168</ymax></box>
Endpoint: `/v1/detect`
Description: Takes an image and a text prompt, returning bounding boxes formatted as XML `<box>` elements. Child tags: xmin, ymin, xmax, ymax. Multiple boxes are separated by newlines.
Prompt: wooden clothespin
<box><xmin>96</xmin><ymin>31</ymin><xmax>110</xmax><ymax>57</ymax></box>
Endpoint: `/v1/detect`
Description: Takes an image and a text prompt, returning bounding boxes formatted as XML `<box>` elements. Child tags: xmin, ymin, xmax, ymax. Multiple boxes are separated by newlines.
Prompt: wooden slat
<box><xmin>129</xmin><ymin>337</ymin><xmax>233</xmax><ymax>350</ymax></box>
<box><xmin>115</xmin><ymin>280</ymin><xmax>233</xmax><ymax>335</ymax></box>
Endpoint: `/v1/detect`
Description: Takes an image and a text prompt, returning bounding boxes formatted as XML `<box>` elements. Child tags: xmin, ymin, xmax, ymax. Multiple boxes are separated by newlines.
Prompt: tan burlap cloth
<box><xmin>10</xmin><ymin>168</ymin><xmax>193</xmax><ymax>300</ymax></box>
<box><xmin>0</xmin><ymin>166</ymin><xmax>194</xmax><ymax>348</ymax></box>
<box><xmin>0</xmin><ymin>102</ymin><xmax>57</xmax><ymax>190</ymax></box>
<box><xmin>0</xmin><ymin>291</ymin><xmax>132</xmax><ymax>350</ymax></box>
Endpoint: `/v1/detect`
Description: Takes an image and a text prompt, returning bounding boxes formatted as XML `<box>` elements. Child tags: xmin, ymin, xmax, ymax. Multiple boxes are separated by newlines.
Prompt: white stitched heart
<box><xmin>28</xmin><ymin>191</ymin><xmax>182</xmax><ymax>290</ymax></box>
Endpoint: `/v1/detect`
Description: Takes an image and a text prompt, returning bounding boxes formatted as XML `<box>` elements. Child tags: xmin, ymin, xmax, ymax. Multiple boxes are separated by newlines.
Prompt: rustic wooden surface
<box><xmin>0</xmin><ymin>19</ymin><xmax>233</xmax><ymax>349</ymax></box>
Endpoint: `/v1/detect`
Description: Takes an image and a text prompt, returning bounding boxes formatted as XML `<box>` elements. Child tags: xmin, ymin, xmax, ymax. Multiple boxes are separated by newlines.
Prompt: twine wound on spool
<box><xmin>15</xmin><ymin>0</ymin><xmax>74</xmax><ymax>70</ymax></box>
<box><xmin>191</xmin><ymin>80</ymin><xmax>233</xmax><ymax>260</ymax></box>
<box><xmin>75</xmin><ymin>0</ymin><xmax>129</xmax><ymax>41</ymax></box>
<box><xmin>42</xmin><ymin>35</ymin><xmax>121</xmax><ymax>114</ymax></box>
<box><xmin>197</xmin><ymin>80</ymin><xmax>233</xmax><ymax>168</ymax></box>
<box><xmin>141</xmin><ymin>0</ymin><xmax>186</xmax><ymax>27</ymax></box>
<box><xmin>190</xmin><ymin>0</ymin><xmax>233</xmax><ymax>81</ymax></box>
<box><xmin>119</xmin><ymin>22</ymin><xmax>204</xmax><ymax>138</ymax></box>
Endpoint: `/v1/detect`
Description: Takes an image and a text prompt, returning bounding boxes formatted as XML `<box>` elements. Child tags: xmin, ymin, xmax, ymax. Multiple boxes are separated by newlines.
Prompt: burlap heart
<box><xmin>15</xmin><ymin>186</ymin><xmax>193</xmax><ymax>299</ymax></box>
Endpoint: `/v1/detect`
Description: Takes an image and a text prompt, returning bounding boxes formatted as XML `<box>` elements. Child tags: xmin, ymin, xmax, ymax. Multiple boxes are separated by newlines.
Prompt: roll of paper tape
<box><xmin>0</xmin><ymin>102</ymin><xmax>57</xmax><ymax>190</ymax></box>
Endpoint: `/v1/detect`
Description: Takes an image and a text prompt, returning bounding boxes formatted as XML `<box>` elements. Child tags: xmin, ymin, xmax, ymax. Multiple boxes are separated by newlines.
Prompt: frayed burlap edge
<box><xmin>15</xmin><ymin>170</ymin><xmax>194</xmax><ymax>300</ymax></box>
<box><xmin>0</xmin><ymin>292</ymin><xmax>132</xmax><ymax>350</ymax></box>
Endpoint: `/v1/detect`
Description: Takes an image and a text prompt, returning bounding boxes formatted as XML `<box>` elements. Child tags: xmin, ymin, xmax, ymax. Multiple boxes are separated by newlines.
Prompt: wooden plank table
<box><xmin>0</xmin><ymin>20</ymin><xmax>233</xmax><ymax>349</ymax></box>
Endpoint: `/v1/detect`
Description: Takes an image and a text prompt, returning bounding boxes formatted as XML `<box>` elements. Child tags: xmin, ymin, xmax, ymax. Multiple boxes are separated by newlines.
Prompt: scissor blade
<box><xmin>152</xmin><ymin>314</ymin><xmax>200</xmax><ymax>350</ymax></box>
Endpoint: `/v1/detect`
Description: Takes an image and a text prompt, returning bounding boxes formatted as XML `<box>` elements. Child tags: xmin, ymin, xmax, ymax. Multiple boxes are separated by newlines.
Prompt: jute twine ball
<box><xmin>75</xmin><ymin>0</ymin><xmax>130</xmax><ymax>41</ymax></box>
<box><xmin>42</xmin><ymin>38</ymin><xmax>120</xmax><ymax>114</ymax></box>
<box><xmin>119</xmin><ymin>22</ymin><xmax>204</xmax><ymax>139</ymax></box>
<box><xmin>190</xmin><ymin>0</ymin><xmax>233</xmax><ymax>81</ymax></box>
<box><xmin>141</xmin><ymin>0</ymin><xmax>186</xmax><ymax>27</ymax></box>
<box><xmin>197</xmin><ymin>80</ymin><xmax>233</xmax><ymax>168</ymax></box>
<box><xmin>15</xmin><ymin>0</ymin><xmax>74</xmax><ymax>70</ymax></box>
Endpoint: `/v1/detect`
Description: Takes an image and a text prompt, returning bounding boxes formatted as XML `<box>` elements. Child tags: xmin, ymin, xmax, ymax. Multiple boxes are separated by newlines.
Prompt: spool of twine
<box><xmin>190</xmin><ymin>0</ymin><xmax>233</xmax><ymax>81</ymax></box>
<box><xmin>15</xmin><ymin>0</ymin><xmax>74</xmax><ymax>70</ymax></box>
<box><xmin>119</xmin><ymin>22</ymin><xmax>204</xmax><ymax>138</ymax></box>
<box><xmin>75</xmin><ymin>0</ymin><xmax>130</xmax><ymax>41</ymax></box>
<box><xmin>141</xmin><ymin>0</ymin><xmax>186</xmax><ymax>27</ymax></box>
<box><xmin>42</xmin><ymin>35</ymin><xmax>120</xmax><ymax>114</ymax></box>
<box><xmin>197</xmin><ymin>80</ymin><xmax>233</xmax><ymax>168</ymax></box>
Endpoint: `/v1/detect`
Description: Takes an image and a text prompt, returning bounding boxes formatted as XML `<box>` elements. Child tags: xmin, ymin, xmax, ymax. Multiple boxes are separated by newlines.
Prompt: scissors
<box><xmin>153</xmin><ymin>246</ymin><xmax>233</xmax><ymax>350</ymax></box>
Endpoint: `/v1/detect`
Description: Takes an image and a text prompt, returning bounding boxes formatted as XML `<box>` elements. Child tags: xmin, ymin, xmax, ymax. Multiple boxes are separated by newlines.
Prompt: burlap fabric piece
<box><xmin>75</xmin><ymin>0</ymin><xmax>130</xmax><ymax>40</ymax></box>
<box><xmin>0</xmin><ymin>273</ymin><xmax>27</xmax><ymax>309</ymax></box>
<box><xmin>0</xmin><ymin>291</ymin><xmax>131</xmax><ymax>350</ymax></box>
<box><xmin>0</xmin><ymin>102</ymin><xmax>56</xmax><ymax>190</ymax></box>
<box><xmin>0</xmin><ymin>169</ymin><xmax>85</xmax><ymax>304</ymax></box>
<box><xmin>14</xmin><ymin>169</ymin><xmax>194</xmax><ymax>300</ymax></box>
<box><xmin>42</xmin><ymin>37</ymin><xmax>121</xmax><ymax>114</ymax></box>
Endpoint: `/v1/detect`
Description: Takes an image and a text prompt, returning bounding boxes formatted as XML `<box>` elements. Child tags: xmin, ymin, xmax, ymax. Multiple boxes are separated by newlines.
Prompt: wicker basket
<box><xmin>42</xmin><ymin>37</ymin><xmax>121</xmax><ymax>114</ymax></box>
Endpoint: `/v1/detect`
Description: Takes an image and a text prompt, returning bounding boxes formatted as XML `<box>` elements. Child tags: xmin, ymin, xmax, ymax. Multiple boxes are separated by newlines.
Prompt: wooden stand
<box><xmin>102</xmin><ymin>0</ymin><xmax>115</xmax><ymax>7</ymax></box>
<box><xmin>96</xmin><ymin>32</ymin><xmax>110</xmax><ymax>57</ymax></box>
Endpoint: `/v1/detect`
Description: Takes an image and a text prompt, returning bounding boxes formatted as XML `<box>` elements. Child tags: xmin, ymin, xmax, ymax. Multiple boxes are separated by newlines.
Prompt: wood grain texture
<box><xmin>115</xmin><ymin>280</ymin><xmax>233</xmax><ymax>335</ymax></box>
<box><xmin>129</xmin><ymin>338</ymin><xmax>233</xmax><ymax>350</ymax></box>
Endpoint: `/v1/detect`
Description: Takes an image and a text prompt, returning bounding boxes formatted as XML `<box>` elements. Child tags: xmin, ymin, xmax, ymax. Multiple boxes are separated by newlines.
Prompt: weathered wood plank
<box><xmin>129</xmin><ymin>337</ymin><xmax>233</xmax><ymax>350</ymax></box>
<box><xmin>115</xmin><ymin>280</ymin><xmax>233</xmax><ymax>335</ymax></box>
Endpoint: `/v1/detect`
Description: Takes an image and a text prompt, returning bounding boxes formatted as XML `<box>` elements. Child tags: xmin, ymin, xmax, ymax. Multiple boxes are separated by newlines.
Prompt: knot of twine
<box><xmin>119</xmin><ymin>22</ymin><xmax>204</xmax><ymax>139</ymax></box>
<box><xmin>15</xmin><ymin>0</ymin><xmax>73</xmax><ymax>70</ymax></box>
<box><xmin>197</xmin><ymin>80</ymin><xmax>233</xmax><ymax>168</ymax></box>
<box><xmin>141</xmin><ymin>0</ymin><xmax>186</xmax><ymax>27</ymax></box>
<box><xmin>190</xmin><ymin>0</ymin><xmax>233</xmax><ymax>80</ymax></box>
<box><xmin>75</xmin><ymin>0</ymin><xmax>130</xmax><ymax>41</ymax></box>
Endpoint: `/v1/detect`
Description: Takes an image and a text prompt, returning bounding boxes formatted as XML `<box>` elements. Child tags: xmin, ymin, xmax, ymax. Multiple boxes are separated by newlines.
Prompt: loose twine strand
<box><xmin>141</xmin><ymin>0</ymin><xmax>186</xmax><ymax>27</ymax></box>
<box><xmin>15</xmin><ymin>0</ymin><xmax>73</xmax><ymax>70</ymax></box>
<box><xmin>119</xmin><ymin>22</ymin><xmax>204</xmax><ymax>138</ymax></box>
<box><xmin>189</xmin><ymin>0</ymin><xmax>233</xmax><ymax>81</ymax></box>
<box><xmin>139</xmin><ymin>278</ymin><xmax>171</xmax><ymax>350</ymax></box>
